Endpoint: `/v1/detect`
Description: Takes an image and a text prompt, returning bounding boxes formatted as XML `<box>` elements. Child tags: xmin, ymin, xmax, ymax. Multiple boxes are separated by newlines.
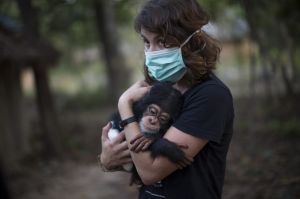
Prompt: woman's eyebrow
<box><xmin>140</xmin><ymin>34</ymin><xmax>161</xmax><ymax>42</ymax></box>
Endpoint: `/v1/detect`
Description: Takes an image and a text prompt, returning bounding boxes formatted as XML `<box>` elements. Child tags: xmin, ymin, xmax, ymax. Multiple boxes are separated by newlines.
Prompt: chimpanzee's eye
<box><xmin>159</xmin><ymin>115</ymin><xmax>170</xmax><ymax>125</ymax></box>
<box><xmin>148</xmin><ymin>106</ymin><xmax>158</xmax><ymax>116</ymax></box>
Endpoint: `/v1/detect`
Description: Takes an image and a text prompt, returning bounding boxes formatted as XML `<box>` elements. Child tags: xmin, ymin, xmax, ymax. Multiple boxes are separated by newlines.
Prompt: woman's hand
<box><xmin>118</xmin><ymin>80</ymin><xmax>151</xmax><ymax>107</ymax></box>
<box><xmin>99</xmin><ymin>122</ymin><xmax>132</xmax><ymax>170</ymax></box>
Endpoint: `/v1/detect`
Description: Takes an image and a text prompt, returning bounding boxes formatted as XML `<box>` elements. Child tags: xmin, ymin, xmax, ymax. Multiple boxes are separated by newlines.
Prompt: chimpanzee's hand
<box><xmin>175</xmin><ymin>154</ymin><xmax>194</xmax><ymax>170</ymax></box>
<box><xmin>149</xmin><ymin>139</ymin><xmax>194</xmax><ymax>170</ymax></box>
<box><xmin>175</xmin><ymin>143</ymin><xmax>194</xmax><ymax>169</ymax></box>
<box><xmin>129</xmin><ymin>133</ymin><xmax>155</xmax><ymax>153</ymax></box>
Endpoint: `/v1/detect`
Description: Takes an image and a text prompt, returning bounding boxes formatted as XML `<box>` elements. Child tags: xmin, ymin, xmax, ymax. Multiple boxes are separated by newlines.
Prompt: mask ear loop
<box><xmin>180</xmin><ymin>29</ymin><xmax>202</xmax><ymax>48</ymax></box>
<box><xmin>200</xmin><ymin>42</ymin><xmax>206</xmax><ymax>51</ymax></box>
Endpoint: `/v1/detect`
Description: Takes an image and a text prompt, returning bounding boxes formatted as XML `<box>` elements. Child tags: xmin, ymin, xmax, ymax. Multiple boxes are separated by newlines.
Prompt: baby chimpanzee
<box><xmin>108</xmin><ymin>82</ymin><xmax>188</xmax><ymax>184</ymax></box>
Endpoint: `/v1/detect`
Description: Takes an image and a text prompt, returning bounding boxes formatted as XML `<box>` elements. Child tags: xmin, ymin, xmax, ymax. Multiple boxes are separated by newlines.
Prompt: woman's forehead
<box><xmin>141</xmin><ymin>28</ymin><xmax>160</xmax><ymax>40</ymax></box>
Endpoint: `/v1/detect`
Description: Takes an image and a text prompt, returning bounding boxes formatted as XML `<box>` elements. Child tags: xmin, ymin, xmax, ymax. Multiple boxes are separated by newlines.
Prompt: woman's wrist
<box><xmin>118</xmin><ymin>95</ymin><xmax>134</xmax><ymax>120</ymax></box>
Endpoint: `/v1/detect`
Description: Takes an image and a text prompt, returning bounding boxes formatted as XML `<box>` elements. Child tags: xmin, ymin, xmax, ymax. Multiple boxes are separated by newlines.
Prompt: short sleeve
<box><xmin>173</xmin><ymin>84</ymin><xmax>233</xmax><ymax>143</ymax></box>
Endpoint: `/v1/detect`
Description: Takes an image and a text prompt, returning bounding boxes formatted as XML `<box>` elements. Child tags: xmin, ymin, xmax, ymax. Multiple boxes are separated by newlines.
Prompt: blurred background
<box><xmin>0</xmin><ymin>0</ymin><xmax>299</xmax><ymax>198</ymax></box>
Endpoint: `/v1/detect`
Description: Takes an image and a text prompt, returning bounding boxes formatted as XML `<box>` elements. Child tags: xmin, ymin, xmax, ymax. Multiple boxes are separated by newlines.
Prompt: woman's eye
<box><xmin>143</xmin><ymin>38</ymin><xmax>150</xmax><ymax>46</ymax></box>
<box><xmin>157</xmin><ymin>39</ymin><xmax>165</xmax><ymax>46</ymax></box>
<box><xmin>144</xmin><ymin>41</ymin><xmax>150</xmax><ymax>48</ymax></box>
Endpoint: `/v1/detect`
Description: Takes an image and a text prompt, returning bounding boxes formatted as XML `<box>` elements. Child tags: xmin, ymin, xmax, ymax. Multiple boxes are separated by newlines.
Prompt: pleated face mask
<box><xmin>145</xmin><ymin>29</ymin><xmax>201</xmax><ymax>83</ymax></box>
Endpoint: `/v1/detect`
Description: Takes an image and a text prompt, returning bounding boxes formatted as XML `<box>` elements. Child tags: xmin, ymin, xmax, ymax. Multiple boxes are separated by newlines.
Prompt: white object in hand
<box><xmin>108</xmin><ymin>123</ymin><xmax>133</xmax><ymax>172</ymax></box>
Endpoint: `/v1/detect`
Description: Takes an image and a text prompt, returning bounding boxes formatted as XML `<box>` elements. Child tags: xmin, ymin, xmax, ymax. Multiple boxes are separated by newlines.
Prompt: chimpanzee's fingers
<box><xmin>176</xmin><ymin>157</ymin><xmax>194</xmax><ymax>169</ymax></box>
<box><xmin>179</xmin><ymin>156</ymin><xmax>194</xmax><ymax>168</ymax></box>
<box><xmin>130</xmin><ymin>134</ymin><xmax>144</xmax><ymax>144</ymax></box>
<box><xmin>135</xmin><ymin>139</ymin><xmax>149</xmax><ymax>152</ymax></box>
<box><xmin>177</xmin><ymin>143</ymin><xmax>189</xmax><ymax>150</ymax></box>
<box><xmin>183</xmin><ymin>158</ymin><xmax>192</xmax><ymax>166</ymax></box>
<box><xmin>130</xmin><ymin>141</ymin><xmax>139</xmax><ymax>152</ymax></box>
<box><xmin>130</xmin><ymin>137</ymin><xmax>146</xmax><ymax>152</ymax></box>
<box><xmin>176</xmin><ymin>163</ymin><xmax>184</xmax><ymax>170</ymax></box>
<box><xmin>177</xmin><ymin>159</ymin><xmax>188</xmax><ymax>169</ymax></box>
<box><xmin>141</xmin><ymin>140</ymin><xmax>153</xmax><ymax>151</ymax></box>
<box><xmin>181</xmin><ymin>160</ymin><xmax>189</xmax><ymax>167</ymax></box>
<box><xmin>184</xmin><ymin>156</ymin><xmax>194</xmax><ymax>164</ymax></box>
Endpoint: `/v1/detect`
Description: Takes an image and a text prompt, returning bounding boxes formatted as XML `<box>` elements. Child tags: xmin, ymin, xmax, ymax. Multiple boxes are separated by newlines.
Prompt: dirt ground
<box><xmin>7</xmin><ymin>98</ymin><xmax>300</xmax><ymax>199</ymax></box>
<box><xmin>10</xmin><ymin>162</ymin><xmax>138</xmax><ymax>199</ymax></box>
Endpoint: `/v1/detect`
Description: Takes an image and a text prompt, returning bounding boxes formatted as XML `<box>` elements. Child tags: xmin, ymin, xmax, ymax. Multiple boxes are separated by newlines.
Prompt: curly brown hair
<box><xmin>134</xmin><ymin>0</ymin><xmax>221</xmax><ymax>87</ymax></box>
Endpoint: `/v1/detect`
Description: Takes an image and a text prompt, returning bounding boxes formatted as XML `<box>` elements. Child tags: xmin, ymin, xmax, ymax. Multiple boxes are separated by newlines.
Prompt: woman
<box><xmin>100</xmin><ymin>0</ymin><xmax>234</xmax><ymax>198</ymax></box>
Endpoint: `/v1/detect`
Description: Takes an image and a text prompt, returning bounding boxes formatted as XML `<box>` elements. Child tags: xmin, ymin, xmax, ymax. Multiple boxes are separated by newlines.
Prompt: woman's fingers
<box><xmin>119</xmin><ymin>157</ymin><xmax>132</xmax><ymax>165</ymax></box>
<box><xmin>115</xmin><ymin>140</ymin><xmax>129</xmax><ymax>152</ymax></box>
<box><xmin>118</xmin><ymin>149</ymin><xmax>131</xmax><ymax>159</ymax></box>
<box><xmin>110</xmin><ymin>131</ymin><xmax>126</xmax><ymax>145</ymax></box>
<box><xmin>101</xmin><ymin>122</ymin><xmax>112</xmax><ymax>142</ymax></box>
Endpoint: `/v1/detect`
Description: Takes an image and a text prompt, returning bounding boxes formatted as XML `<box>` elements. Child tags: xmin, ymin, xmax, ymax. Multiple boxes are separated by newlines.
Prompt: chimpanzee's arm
<box><xmin>149</xmin><ymin>138</ymin><xmax>185</xmax><ymax>164</ymax></box>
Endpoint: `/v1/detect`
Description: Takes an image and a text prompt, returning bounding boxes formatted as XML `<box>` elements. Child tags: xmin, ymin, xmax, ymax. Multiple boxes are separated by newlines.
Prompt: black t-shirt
<box><xmin>139</xmin><ymin>74</ymin><xmax>234</xmax><ymax>199</ymax></box>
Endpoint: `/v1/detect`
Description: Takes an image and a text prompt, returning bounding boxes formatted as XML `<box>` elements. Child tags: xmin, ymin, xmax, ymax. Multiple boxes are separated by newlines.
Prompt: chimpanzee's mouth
<box><xmin>139</xmin><ymin>123</ymin><xmax>159</xmax><ymax>135</ymax></box>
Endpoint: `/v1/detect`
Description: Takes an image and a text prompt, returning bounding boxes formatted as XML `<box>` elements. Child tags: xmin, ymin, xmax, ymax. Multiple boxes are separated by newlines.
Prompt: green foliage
<box><xmin>33</xmin><ymin>0</ymin><xmax>98</xmax><ymax>47</ymax></box>
<box><xmin>114</xmin><ymin>0</ymin><xmax>139</xmax><ymax>25</ymax></box>
<box><xmin>0</xmin><ymin>0</ymin><xmax>20</xmax><ymax>19</ymax></box>
<box><xmin>199</xmin><ymin>0</ymin><xmax>232</xmax><ymax>20</ymax></box>
<box><xmin>277</xmin><ymin>0</ymin><xmax>300</xmax><ymax>44</ymax></box>
<box><xmin>269</xmin><ymin>118</ymin><xmax>300</xmax><ymax>137</ymax></box>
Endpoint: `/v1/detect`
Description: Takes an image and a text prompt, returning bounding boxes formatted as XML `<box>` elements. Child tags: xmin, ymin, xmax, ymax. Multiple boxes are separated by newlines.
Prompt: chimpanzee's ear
<box><xmin>132</xmin><ymin>101</ymin><xmax>143</xmax><ymax>121</ymax></box>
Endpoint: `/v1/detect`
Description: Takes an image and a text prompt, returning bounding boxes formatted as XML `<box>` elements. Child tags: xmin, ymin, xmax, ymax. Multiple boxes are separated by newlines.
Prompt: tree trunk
<box><xmin>33</xmin><ymin>65</ymin><xmax>62</xmax><ymax>156</ymax></box>
<box><xmin>16</xmin><ymin>0</ymin><xmax>62</xmax><ymax>157</ymax></box>
<box><xmin>242</xmin><ymin>0</ymin><xmax>298</xmax><ymax>96</ymax></box>
<box><xmin>94</xmin><ymin>0</ymin><xmax>130</xmax><ymax>104</ymax></box>
<box><xmin>0</xmin><ymin>65</ymin><xmax>21</xmax><ymax>167</ymax></box>
<box><xmin>248</xmin><ymin>38</ymin><xmax>257</xmax><ymax>96</ymax></box>
<box><xmin>280</xmin><ymin>63</ymin><xmax>295</xmax><ymax>96</ymax></box>
<box><xmin>0</xmin><ymin>161</ymin><xmax>11</xmax><ymax>199</ymax></box>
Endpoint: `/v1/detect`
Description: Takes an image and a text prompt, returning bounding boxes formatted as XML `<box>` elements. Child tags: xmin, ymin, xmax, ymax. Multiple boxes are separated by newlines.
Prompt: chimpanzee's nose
<box><xmin>149</xmin><ymin>116</ymin><xmax>158</xmax><ymax>124</ymax></box>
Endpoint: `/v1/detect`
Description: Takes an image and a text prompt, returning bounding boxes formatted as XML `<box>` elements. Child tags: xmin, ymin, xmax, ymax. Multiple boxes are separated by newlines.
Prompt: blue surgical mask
<box><xmin>145</xmin><ymin>29</ymin><xmax>201</xmax><ymax>83</ymax></box>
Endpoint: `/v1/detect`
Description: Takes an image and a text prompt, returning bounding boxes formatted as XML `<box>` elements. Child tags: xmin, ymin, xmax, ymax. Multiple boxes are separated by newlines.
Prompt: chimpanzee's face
<box><xmin>139</xmin><ymin>104</ymin><xmax>171</xmax><ymax>135</ymax></box>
